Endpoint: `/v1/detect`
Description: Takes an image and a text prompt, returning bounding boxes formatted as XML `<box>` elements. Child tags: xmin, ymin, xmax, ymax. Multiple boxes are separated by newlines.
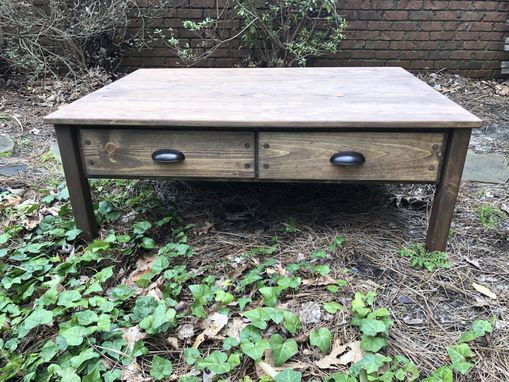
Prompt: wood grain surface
<box><xmin>45</xmin><ymin>67</ymin><xmax>481</xmax><ymax>128</ymax></box>
<box><xmin>258</xmin><ymin>132</ymin><xmax>445</xmax><ymax>182</ymax></box>
<box><xmin>80</xmin><ymin>129</ymin><xmax>255</xmax><ymax>178</ymax></box>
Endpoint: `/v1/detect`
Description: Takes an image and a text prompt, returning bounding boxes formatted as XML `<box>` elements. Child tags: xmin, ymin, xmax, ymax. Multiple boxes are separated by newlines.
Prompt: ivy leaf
<box><xmin>184</xmin><ymin>348</ymin><xmax>200</xmax><ymax>365</ymax></box>
<box><xmin>275</xmin><ymin>369</ymin><xmax>302</xmax><ymax>382</ymax></box>
<box><xmin>270</xmin><ymin>334</ymin><xmax>298</xmax><ymax>366</ymax></box>
<box><xmin>223</xmin><ymin>336</ymin><xmax>239</xmax><ymax>351</ymax></box>
<box><xmin>60</xmin><ymin>325</ymin><xmax>92</xmax><ymax>346</ymax></box>
<box><xmin>283</xmin><ymin>310</ymin><xmax>301</xmax><ymax>336</ymax></box>
<box><xmin>421</xmin><ymin>366</ymin><xmax>453</xmax><ymax>382</ymax></box>
<box><xmin>141</xmin><ymin>237</ymin><xmax>157</xmax><ymax>249</ymax></box>
<box><xmin>150</xmin><ymin>355</ymin><xmax>173</xmax><ymax>380</ymax></box>
<box><xmin>259</xmin><ymin>286</ymin><xmax>280</xmax><ymax>307</ymax></box>
<box><xmin>351</xmin><ymin>292</ymin><xmax>370</xmax><ymax>317</ymax></box>
<box><xmin>75</xmin><ymin>310</ymin><xmax>99</xmax><ymax>326</ymax></box>
<box><xmin>197</xmin><ymin>351</ymin><xmax>232</xmax><ymax>374</ymax></box>
<box><xmin>241</xmin><ymin>340</ymin><xmax>270</xmax><ymax>362</ymax></box>
<box><xmin>57</xmin><ymin>290</ymin><xmax>82</xmax><ymax>307</ymax></box>
<box><xmin>360</xmin><ymin>335</ymin><xmax>387</xmax><ymax>352</ymax></box>
<box><xmin>324</xmin><ymin>302</ymin><xmax>343</xmax><ymax>314</ymax></box>
<box><xmin>264</xmin><ymin>307</ymin><xmax>284</xmax><ymax>324</ymax></box>
<box><xmin>309</xmin><ymin>327</ymin><xmax>332</xmax><ymax>353</ymax></box>
<box><xmin>325</xmin><ymin>373</ymin><xmax>357</xmax><ymax>382</ymax></box>
<box><xmin>358</xmin><ymin>318</ymin><xmax>388</xmax><ymax>336</ymax></box>
<box><xmin>314</xmin><ymin>264</ymin><xmax>331</xmax><ymax>276</ymax></box>
<box><xmin>133</xmin><ymin>221</ymin><xmax>152</xmax><ymax>235</ymax></box>
<box><xmin>349</xmin><ymin>353</ymin><xmax>392</xmax><ymax>376</ymax></box>
<box><xmin>22</xmin><ymin>308</ymin><xmax>53</xmax><ymax>332</ymax></box>
<box><xmin>446</xmin><ymin>344</ymin><xmax>474</xmax><ymax>375</ymax></box>
<box><xmin>70</xmin><ymin>347</ymin><xmax>100</xmax><ymax>369</ymax></box>
<box><xmin>243</xmin><ymin>308</ymin><xmax>270</xmax><ymax>330</ymax></box>
<box><xmin>459</xmin><ymin>320</ymin><xmax>493</xmax><ymax>343</ymax></box>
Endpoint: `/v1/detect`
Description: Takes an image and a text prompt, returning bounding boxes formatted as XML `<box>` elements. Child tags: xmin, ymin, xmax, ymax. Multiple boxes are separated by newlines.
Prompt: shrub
<box><xmin>160</xmin><ymin>0</ymin><xmax>347</xmax><ymax>67</ymax></box>
<box><xmin>0</xmin><ymin>0</ymin><xmax>174</xmax><ymax>78</ymax></box>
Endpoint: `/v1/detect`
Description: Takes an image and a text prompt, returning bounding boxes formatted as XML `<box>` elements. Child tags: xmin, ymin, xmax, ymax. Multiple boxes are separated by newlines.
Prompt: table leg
<box><xmin>55</xmin><ymin>125</ymin><xmax>98</xmax><ymax>240</ymax></box>
<box><xmin>425</xmin><ymin>128</ymin><xmax>471</xmax><ymax>252</ymax></box>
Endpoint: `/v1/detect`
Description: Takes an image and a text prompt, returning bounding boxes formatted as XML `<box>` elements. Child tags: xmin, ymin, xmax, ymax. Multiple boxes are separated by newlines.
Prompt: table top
<box><xmin>44</xmin><ymin>67</ymin><xmax>481</xmax><ymax>129</ymax></box>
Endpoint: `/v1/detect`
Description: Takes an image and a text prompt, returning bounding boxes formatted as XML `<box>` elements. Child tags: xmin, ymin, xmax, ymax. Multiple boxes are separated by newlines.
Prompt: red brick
<box><xmin>430</xmin><ymin>31</ymin><xmax>456</xmax><ymax>40</ymax></box>
<box><xmin>398</xmin><ymin>0</ymin><xmax>424</xmax><ymax>10</ymax></box>
<box><xmin>420</xmin><ymin>21</ymin><xmax>444</xmax><ymax>30</ymax></box>
<box><xmin>463</xmin><ymin>41</ymin><xmax>488</xmax><ymax>50</ymax></box>
<box><xmin>483</xmin><ymin>12</ymin><xmax>507</xmax><ymax>22</ymax></box>
<box><xmin>434</xmin><ymin>11</ymin><xmax>461</xmax><ymax>21</ymax></box>
<box><xmin>389</xmin><ymin>41</ymin><xmax>414</xmax><ymax>50</ymax></box>
<box><xmin>413</xmin><ymin>41</ymin><xmax>438</xmax><ymax>50</ymax></box>
<box><xmin>455</xmin><ymin>31</ymin><xmax>480</xmax><ymax>40</ymax></box>
<box><xmin>379</xmin><ymin>31</ymin><xmax>405</xmax><ymax>40</ymax></box>
<box><xmin>391</xmin><ymin>21</ymin><xmax>419</xmax><ymax>30</ymax></box>
<box><xmin>375</xmin><ymin>50</ymin><xmax>401</xmax><ymax>59</ymax></box>
<box><xmin>406</xmin><ymin>31</ymin><xmax>431</xmax><ymax>40</ymax></box>
<box><xmin>383</xmin><ymin>10</ymin><xmax>409</xmax><ymax>20</ymax></box>
<box><xmin>479</xmin><ymin>31</ymin><xmax>505</xmax><ymax>41</ymax></box>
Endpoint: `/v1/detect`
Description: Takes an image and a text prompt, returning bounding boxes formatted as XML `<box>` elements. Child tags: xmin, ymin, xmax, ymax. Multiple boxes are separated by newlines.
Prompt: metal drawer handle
<box><xmin>152</xmin><ymin>149</ymin><xmax>185</xmax><ymax>163</ymax></box>
<box><xmin>330</xmin><ymin>151</ymin><xmax>366</xmax><ymax>166</ymax></box>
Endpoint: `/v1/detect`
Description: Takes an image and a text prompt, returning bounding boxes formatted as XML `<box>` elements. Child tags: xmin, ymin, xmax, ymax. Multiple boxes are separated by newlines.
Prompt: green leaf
<box><xmin>358</xmin><ymin>318</ymin><xmax>388</xmax><ymax>336</ymax></box>
<box><xmin>238</xmin><ymin>297</ymin><xmax>252</xmax><ymax>311</ymax></box>
<box><xmin>282</xmin><ymin>311</ymin><xmax>301</xmax><ymax>335</ymax></box>
<box><xmin>241</xmin><ymin>340</ymin><xmax>270</xmax><ymax>362</ymax></box>
<box><xmin>57</xmin><ymin>290</ymin><xmax>82</xmax><ymax>307</ymax></box>
<box><xmin>324</xmin><ymin>373</ymin><xmax>357</xmax><ymax>382</ymax></box>
<box><xmin>275</xmin><ymin>369</ymin><xmax>302</xmax><ymax>382</ymax></box>
<box><xmin>240</xmin><ymin>325</ymin><xmax>262</xmax><ymax>343</ymax></box>
<box><xmin>422</xmin><ymin>366</ymin><xmax>453</xmax><ymax>382</ymax></box>
<box><xmin>223</xmin><ymin>336</ymin><xmax>239</xmax><ymax>351</ymax></box>
<box><xmin>215</xmin><ymin>289</ymin><xmax>235</xmax><ymax>305</ymax></box>
<box><xmin>314</xmin><ymin>264</ymin><xmax>330</xmax><ymax>276</ymax></box>
<box><xmin>141</xmin><ymin>237</ymin><xmax>157</xmax><ymax>249</ymax></box>
<box><xmin>70</xmin><ymin>347</ymin><xmax>100</xmax><ymax>369</ymax></box>
<box><xmin>459</xmin><ymin>319</ymin><xmax>493</xmax><ymax>343</ymax></box>
<box><xmin>184</xmin><ymin>348</ymin><xmax>200</xmax><ymax>365</ymax></box>
<box><xmin>309</xmin><ymin>327</ymin><xmax>332</xmax><ymax>353</ymax></box>
<box><xmin>324</xmin><ymin>302</ymin><xmax>343</xmax><ymax>314</ymax></box>
<box><xmin>349</xmin><ymin>353</ymin><xmax>392</xmax><ymax>376</ymax></box>
<box><xmin>259</xmin><ymin>286</ymin><xmax>280</xmax><ymax>307</ymax></box>
<box><xmin>75</xmin><ymin>310</ymin><xmax>99</xmax><ymax>326</ymax></box>
<box><xmin>150</xmin><ymin>355</ymin><xmax>173</xmax><ymax>380</ymax></box>
<box><xmin>270</xmin><ymin>334</ymin><xmax>298</xmax><ymax>366</ymax></box>
<box><xmin>197</xmin><ymin>351</ymin><xmax>232</xmax><ymax>374</ymax></box>
<box><xmin>446</xmin><ymin>343</ymin><xmax>474</xmax><ymax>375</ymax></box>
<box><xmin>351</xmin><ymin>292</ymin><xmax>370</xmax><ymax>317</ymax></box>
<box><xmin>243</xmin><ymin>308</ymin><xmax>270</xmax><ymax>329</ymax></box>
<box><xmin>134</xmin><ymin>221</ymin><xmax>152</xmax><ymax>235</ymax></box>
<box><xmin>22</xmin><ymin>308</ymin><xmax>53</xmax><ymax>332</ymax></box>
<box><xmin>360</xmin><ymin>335</ymin><xmax>387</xmax><ymax>352</ymax></box>
<box><xmin>60</xmin><ymin>325</ymin><xmax>91</xmax><ymax>346</ymax></box>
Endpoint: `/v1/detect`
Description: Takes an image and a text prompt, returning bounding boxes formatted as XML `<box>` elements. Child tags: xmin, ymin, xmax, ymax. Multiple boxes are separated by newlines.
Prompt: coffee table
<box><xmin>44</xmin><ymin>67</ymin><xmax>481</xmax><ymax>251</ymax></box>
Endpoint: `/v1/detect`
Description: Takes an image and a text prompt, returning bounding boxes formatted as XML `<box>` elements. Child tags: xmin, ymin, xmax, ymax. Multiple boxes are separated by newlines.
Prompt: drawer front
<box><xmin>259</xmin><ymin>132</ymin><xmax>445</xmax><ymax>182</ymax></box>
<box><xmin>80</xmin><ymin>129</ymin><xmax>255</xmax><ymax>178</ymax></box>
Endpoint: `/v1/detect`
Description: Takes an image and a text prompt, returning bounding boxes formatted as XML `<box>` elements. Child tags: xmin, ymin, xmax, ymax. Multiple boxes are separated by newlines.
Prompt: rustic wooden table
<box><xmin>44</xmin><ymin>67</ymin><xmax>481</xmax><ymax>252</ymax></box>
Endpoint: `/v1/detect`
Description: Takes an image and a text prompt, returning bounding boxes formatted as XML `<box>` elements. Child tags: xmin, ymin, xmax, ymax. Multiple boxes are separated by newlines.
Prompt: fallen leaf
<box><xmin>465</xmin><ymin>258</ymin><xmax>481</xmax><ymax>269</ymax></box>
<box><xmin>315</xmin><ymin>340</ymin><xmax>363</xmax><ymax>369</ymax></box>
<box><xmin>472</xmin><ymin>282</ymin><xmax>497</xmax><ymax>299</ymax></box>
<box><xmin>298</xmin><ymin>302</ymin><xmax>321</xmax><ymax>324</ymax></box>
<box><xmin>20</xmin><ymin>215</ymin><xmax>42</xmax><ymax>230</ymax></box>
<box><xmin>167</xmin><ymin>337</ymin><xmax>179</xmax><ymax>350</ymax></box>
<box><xmin>302</xmin><ymin>275</ymin><xmax>337</xmax><ymax>286</ymax></box>
<box><xmin>0</xmin><ymin>195</ymin><xmax>21</xmax><ymax>208</ymax></box>
<box><xmin>178</xmin><ymin>324</ymin><xmax>195</xmax><ymax>340</ymax></box>
<box><xmin>121</xmin><ymin>326</ymin><xmax>146</xmax><ymax>352</ymax></box>
<box><xmin>224</xmin><ymin>317</ymin><xmax>247</xmax><ymax>341</ymax></box>
<box><xmin>402</xmin><ymin>316</ymin><xmax>425</xmax><ymax>325</ymax></box>
<box><xmin>192</xmin><ymin>333</ymin><xmax>205</xmax><ymax>349</ymax></box>
<box><xmin>197</xmin><ymin>221</ymin><xmax>214</xmax><ymax>235</ymax></box>
<box><xmin>123</xmin><ymin>254</ymin><xmax>158</xmax><ymax>286</ymax></box>
<box><xmin>120</xmin><ymin>360</ymin><xmax>150</xmax><ymax>382</ymax></box>
<box><xmin>202</xmin><ymin>312</ymin><xmax>229</xmax><ymax>337</ymax></box>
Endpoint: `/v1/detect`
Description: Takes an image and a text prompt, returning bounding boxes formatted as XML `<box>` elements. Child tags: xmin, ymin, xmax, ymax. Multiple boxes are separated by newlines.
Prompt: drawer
<box><xmin>80</xmin><ymin>129</ymin><xmax>255</xmax><ymax>178</ymax></box>
<box><xmin>258</xmin><ymin>132</ymin><xmax>445</xmax><ymax>182</ymax></box>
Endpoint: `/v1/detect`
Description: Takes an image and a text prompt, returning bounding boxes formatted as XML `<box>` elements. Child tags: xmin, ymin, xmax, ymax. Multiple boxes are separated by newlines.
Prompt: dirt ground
<box><xmin>1</xmin><ymin>69</ymin><xmax>508</xmax><ymax>381</ymax></box>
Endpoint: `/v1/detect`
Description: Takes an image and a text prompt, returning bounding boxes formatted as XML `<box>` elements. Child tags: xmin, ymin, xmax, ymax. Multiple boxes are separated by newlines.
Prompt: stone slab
<box><xmin>463</xmin><ymin>151</ymin><xmax>509</xmax><ymax>184</ymax></box>
<box><xmin>0</xmin><ymin>165</ymin><xmax>28</xmax><ymax>177</ymax></box>
<box><xmin>0</xmin><ymin>134</ymin><xmax>14</xmax><ymax>155</ymax></box>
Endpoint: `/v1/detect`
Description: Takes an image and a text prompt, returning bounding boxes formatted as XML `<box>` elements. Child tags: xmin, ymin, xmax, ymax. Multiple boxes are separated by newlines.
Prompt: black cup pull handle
<box><xmin>152</xmin><ymin>149</ymin><xmax>185</xmax><ymax>163</ymax></box>
<box><xmin>330</xmin><ymin>151</ymin><xmax>366</xmax><ymax>166</ymax></box>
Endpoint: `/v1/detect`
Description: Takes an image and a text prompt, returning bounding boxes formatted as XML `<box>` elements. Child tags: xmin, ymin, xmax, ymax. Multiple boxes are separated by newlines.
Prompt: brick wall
<box><xmin>122</xmin><ymin>0</ymin><xmax>509</xmax><ymax>78</ymax></box>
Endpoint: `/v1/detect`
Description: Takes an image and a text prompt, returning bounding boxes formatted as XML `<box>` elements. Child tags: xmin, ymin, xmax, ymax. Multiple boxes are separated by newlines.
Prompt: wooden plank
<box><xmin>44</xmin><ymin>68</ymin><xmax>482</xmax><ymax>128</ymax></box>
<box><xmin>426</xmin><ymin>129</ymin><xmax>472</xmax><ymax>252</ymax></box>
<box><xmin>80</xmin><ymin>129</ymin><xmax>255</xmax><ymax>178</ymax></box>
<box><xmin>55</xmin><ymin>126</ymin><xmax>98</xmax><ymax>240</ymax></box>
<box><xmin>258</xmin><ymin>132</ymin><xmax>445</xmax><ymax>182</ymax></box>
